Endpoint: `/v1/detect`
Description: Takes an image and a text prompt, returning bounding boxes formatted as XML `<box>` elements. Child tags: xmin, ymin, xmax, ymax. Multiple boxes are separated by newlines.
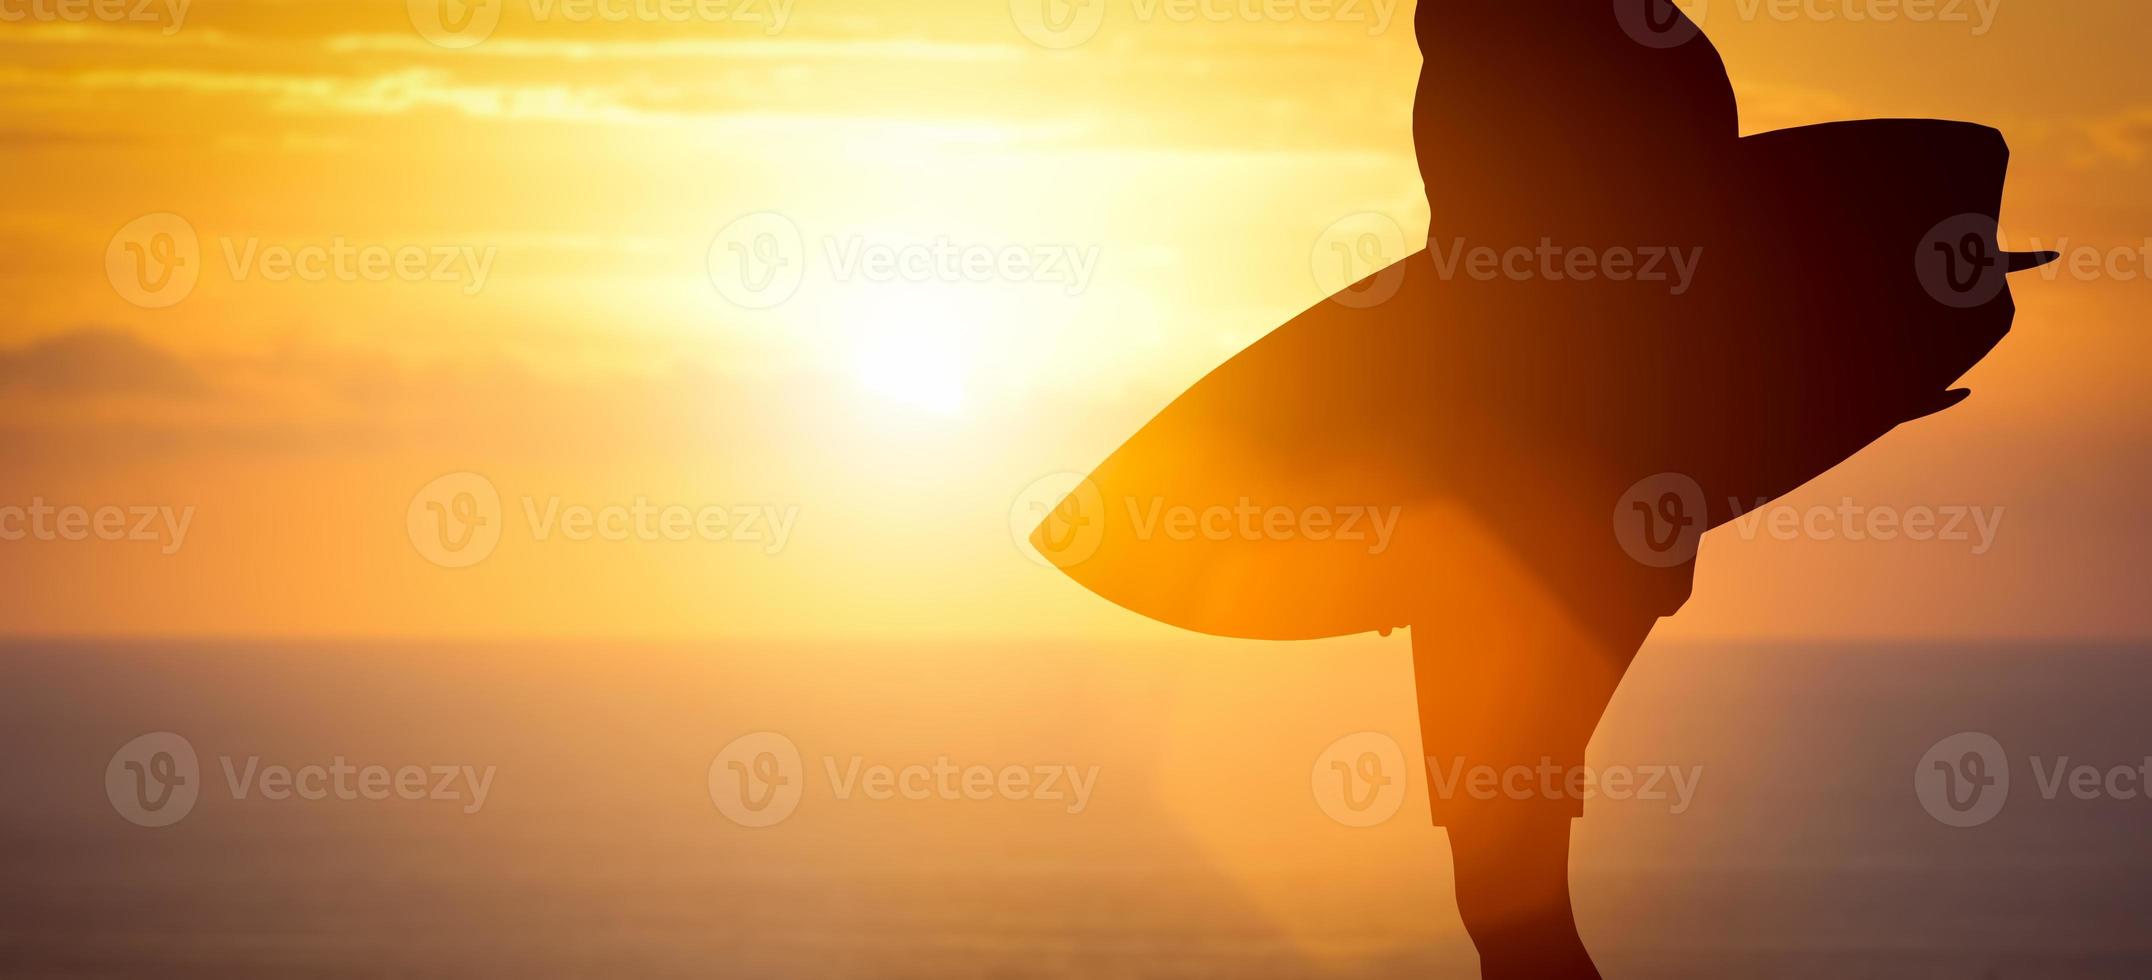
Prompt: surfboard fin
<box><xmin>1906</xmin><ymin>387</ymin><xmax>1975</xmax><ymax>424</ymax></box>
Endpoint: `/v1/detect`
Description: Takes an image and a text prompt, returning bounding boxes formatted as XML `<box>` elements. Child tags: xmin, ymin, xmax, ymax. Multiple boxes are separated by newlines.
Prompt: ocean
<box><xmin>3</xmin><ymin>638</ymin><xmax>2148</xmax><ymax>978</ymax></box>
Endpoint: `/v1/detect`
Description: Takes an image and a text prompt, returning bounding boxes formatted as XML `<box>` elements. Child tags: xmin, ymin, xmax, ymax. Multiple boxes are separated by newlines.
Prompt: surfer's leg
<box><xmin>1448</xmin><ymin>808</ymin><xmax>1598</xmax><ymax>980</ymax></box>
<box><xmin>1413</xmin><ymin>602</ymin><xmax>1655</xmax><ymax>980</ymax></box>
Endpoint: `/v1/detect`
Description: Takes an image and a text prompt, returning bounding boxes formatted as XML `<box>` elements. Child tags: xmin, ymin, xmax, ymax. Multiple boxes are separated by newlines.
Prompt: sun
<box><xmin>847</xmin><ymin>295</ymin><xmax>973</xmax><ymax>417</ymax></box>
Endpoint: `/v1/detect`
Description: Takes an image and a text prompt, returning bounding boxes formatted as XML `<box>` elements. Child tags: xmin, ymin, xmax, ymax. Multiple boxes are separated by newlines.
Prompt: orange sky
<box><xmin>1</xmin><ymin>0</ymin><xmax>2146</xmax><ymax>640</ymax></box>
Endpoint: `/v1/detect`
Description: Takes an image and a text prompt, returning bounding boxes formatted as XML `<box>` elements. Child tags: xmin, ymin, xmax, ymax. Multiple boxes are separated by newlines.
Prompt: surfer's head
<box><xmin>1412</xmin><ymin>0</ymin><xmax>1738</xmax><ymax>245</ymax></box>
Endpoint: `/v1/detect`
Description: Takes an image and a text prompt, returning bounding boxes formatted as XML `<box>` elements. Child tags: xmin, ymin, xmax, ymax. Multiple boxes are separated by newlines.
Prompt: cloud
<box><xmin>0</xmin><ymin>128</ymin><xmax>143</xmax><ymax>148</ymax></box>
<box><xmin>320</xmin><ymin>33</ymin><xmax>1022</xmax><ymax>63</ymax></box>
<box><xmin>0</xmin><ymin>326</ymin><xmax>812</xmax><ymax>463</ymax></box>
<box><xmin>0</xmin><ymin>328</ymin><xmax>209</xmax><ymax>398</ymax></box>
<box><xmin>2081</xmin><ymin>107</ymin><xmax>2152</xmax><ymax>166</ymax></box>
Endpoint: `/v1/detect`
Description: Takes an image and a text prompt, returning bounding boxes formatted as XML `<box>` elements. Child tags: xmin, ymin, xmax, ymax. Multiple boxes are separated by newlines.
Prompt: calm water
<box><xmin>3</xmin><ymin>638</ymin><xmax>2149</xmax><ymax>978</ymax></box>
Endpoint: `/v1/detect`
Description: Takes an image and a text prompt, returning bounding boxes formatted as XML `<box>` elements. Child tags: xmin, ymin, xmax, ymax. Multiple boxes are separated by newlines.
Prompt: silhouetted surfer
<box><xmin>1033</xmin><ymin>2</ymin><xmax>2052</xmax><ymax>977</ymax></box>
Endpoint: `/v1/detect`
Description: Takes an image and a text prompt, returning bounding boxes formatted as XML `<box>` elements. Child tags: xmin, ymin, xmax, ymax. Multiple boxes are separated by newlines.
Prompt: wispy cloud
<box><xmin>2080</xmin><ymin>106</ymin><xmax>2152</xmax><ymax>166</ymax></box>
<box><xmin>0</xmin><ymin>328</ymin><xmax>207</xmax><ymax>398</ymax></box>
<box><xmin>321</xmin><ymin>33</ymin><xmax>1024</xmax><ymax>63</ymax></box>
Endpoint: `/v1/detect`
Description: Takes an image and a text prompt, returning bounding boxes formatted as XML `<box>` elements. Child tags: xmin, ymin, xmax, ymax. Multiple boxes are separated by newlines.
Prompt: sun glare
<box><xmin>849</xmin><ymin>300</ymin><xmax>971</xmax><ymax>416</ymax></box>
